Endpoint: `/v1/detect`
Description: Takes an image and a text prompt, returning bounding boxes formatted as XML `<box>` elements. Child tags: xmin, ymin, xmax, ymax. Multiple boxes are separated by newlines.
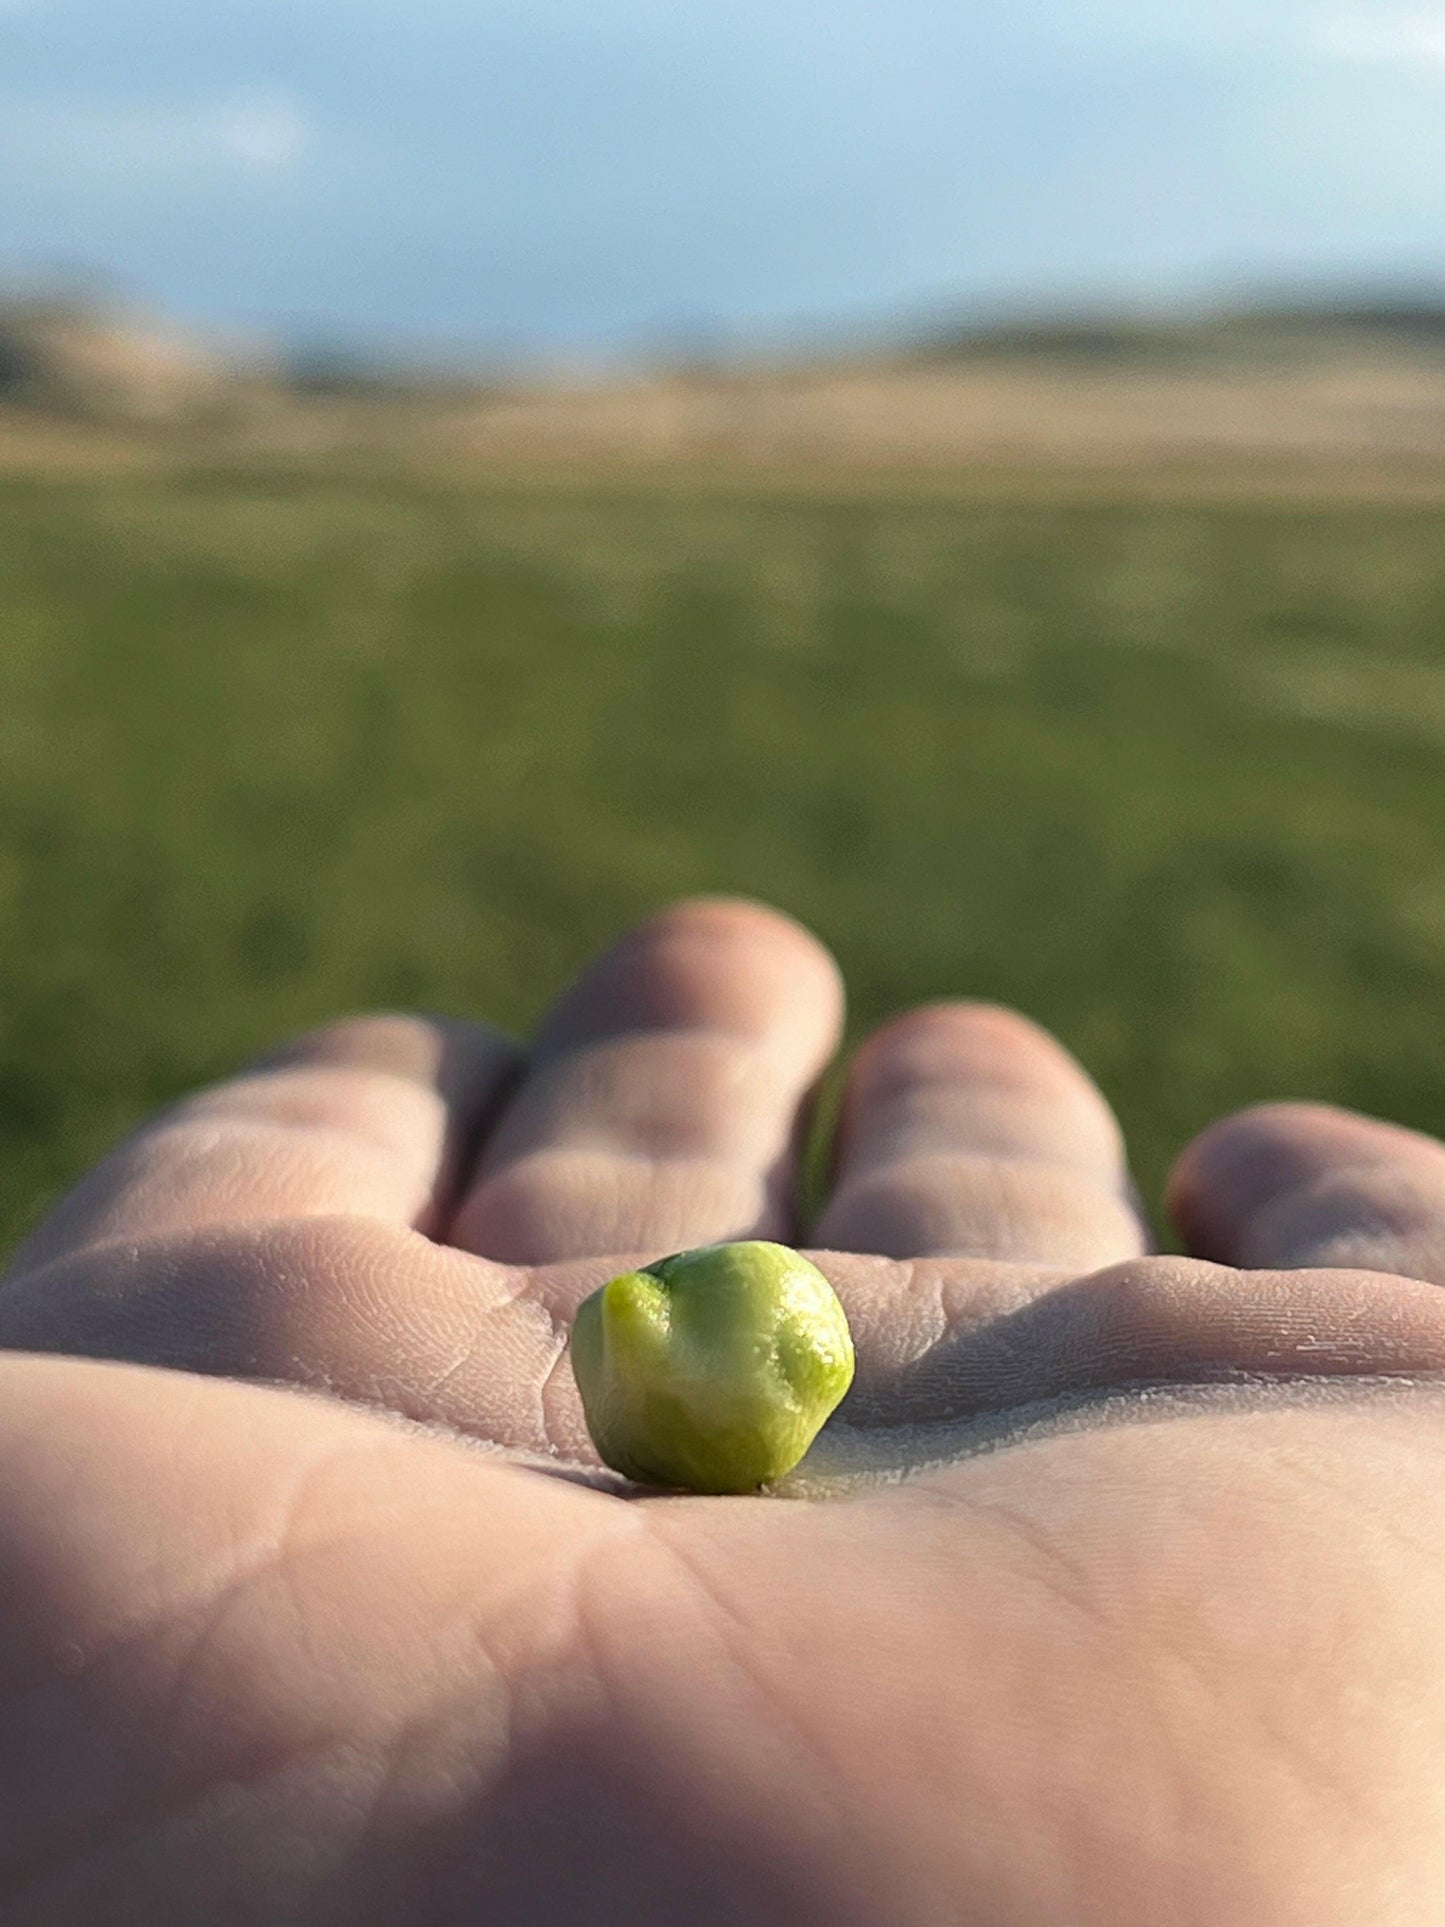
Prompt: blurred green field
<box><xmin>1</xmin><ymin>468</ymin><xmax>1444</xmax><ymax>1257</ymax></box>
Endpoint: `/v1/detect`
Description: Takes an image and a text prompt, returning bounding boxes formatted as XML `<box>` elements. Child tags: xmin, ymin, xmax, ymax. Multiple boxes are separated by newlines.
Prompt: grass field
<box><xmin>2</xmin><ymin>466</ymin><xmax>1444</xmax><ymax>1258</ymax></box>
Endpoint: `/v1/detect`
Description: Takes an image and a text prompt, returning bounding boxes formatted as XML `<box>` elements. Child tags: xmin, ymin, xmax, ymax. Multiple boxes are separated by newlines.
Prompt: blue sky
<box><xmin>3</xmin><ymin>1</ymin><xmax>1445</xmax><ymax>355</ymax></box>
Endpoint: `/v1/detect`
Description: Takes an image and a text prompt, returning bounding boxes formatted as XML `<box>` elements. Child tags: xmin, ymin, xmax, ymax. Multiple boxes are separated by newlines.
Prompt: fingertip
<box><xmin>817</xmin><ymin>1001</ymin><xmax>1141</xmax><ymax>1264</ymax></box>
<box><xmin>845</xmin><ymin>1002</ymin><xmax>1105</xmax><ymax>1103</ymax></box>
<box><xmin>1171</xmin><ymin>1102</ymin><xmax>1385</xmax><ymax>1210</ymax></box>
<box><xmin>1167</xmin><ymin>1101</ymin><xmax>1445</xmax><ymax>1267</ymax></box>
<box><xmin>244</xmin><ymin>1011</ymin><xmax>524</xmax><ymax>1092</ymax></box>
<box><xmin>538</xmin><ymin>897</ymin><xmax>846</xmax><ymax>1055</ymax></box>
<box><xmin>644</xmin><ymin>893</ymin><xmax>821</xmax><ymax>941</ymax></box>
<box><xmin>837</xmin><ymin>1002</ymin><xmax>1128</xmax><ymax>1180</ymax></box>
<box><xmin>3</xmin><ymin>1014</ymin><xmax>528</xmax><ymax>1284</ymax></box>
<box><xmin>447</xmin><ymin>899</ymin><xmax>848</xmax><ymax>1265</ymax></box>
<box><xmin>634</xmin><ymin>897</ymin><xmax>845</xmax><ymax>1000</ymax></box>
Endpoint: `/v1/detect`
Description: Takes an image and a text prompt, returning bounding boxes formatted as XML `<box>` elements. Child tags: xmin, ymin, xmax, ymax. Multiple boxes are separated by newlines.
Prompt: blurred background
<box><xmin>3</xmin><ymin>1</ymin><xmax>1445</xmax><ymax>1248</ymax></box>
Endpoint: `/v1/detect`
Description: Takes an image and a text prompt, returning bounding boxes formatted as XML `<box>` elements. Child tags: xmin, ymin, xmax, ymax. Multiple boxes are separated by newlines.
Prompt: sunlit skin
<box><xmin>4</xmin><ymin>897</ymin><xmax>1445</xmax><ymax>1921</ymax></box>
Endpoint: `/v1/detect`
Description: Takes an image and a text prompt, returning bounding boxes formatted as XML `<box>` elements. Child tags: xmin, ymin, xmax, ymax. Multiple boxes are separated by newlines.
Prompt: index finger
<box><xmin>3</xmin><ymin>1014</ymin><xmax>523</xmax><ymax>1284</ymax></box>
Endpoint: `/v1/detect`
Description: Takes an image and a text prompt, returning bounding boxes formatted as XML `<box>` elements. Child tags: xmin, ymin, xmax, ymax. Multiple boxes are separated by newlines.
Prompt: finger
<box><xmin>831</xmin><ymin>1253</ymin><xmax>1445</xmax><ymax>1426</ymax></box>
<box><xmin>786</xmin><ymin>1253</ymin><xmax>1445</xmax><ymax>1492</ymax></box>
<box><xmin>12</xmin><ymin>1226</ymin><xmax>1445</xmax><ymax>1483</ymax></box>
<box><xmin>448</xmin><ymin>898</ymin><xmax>845</xmax><ymax>1264</ymax></box>
<box><xmin>0</xmin><ymin>1215</ymin><xmax>575</xmax><ymax>1456</ymax></box>
<box><xmin>813</xmin><ymin>1004</ymin><xmax>1149</xmax><ymax>1265</ymax></box>
<box><xmin>1169</xmin><ymin>1103</ymin><xmax>1445</xmax><ymax>1285</ymax></box>
<box><xmin>4</xmin><ymin>1014</ymin><xmax>523</xmax><ymax>1282</ymax></box>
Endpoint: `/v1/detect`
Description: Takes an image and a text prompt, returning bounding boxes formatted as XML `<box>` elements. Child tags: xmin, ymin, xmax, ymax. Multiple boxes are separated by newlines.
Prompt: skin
<box><xmin>2</xmin><ymin>899</ymin><xmax>1445</xmax><ymax>1922</ymax></box>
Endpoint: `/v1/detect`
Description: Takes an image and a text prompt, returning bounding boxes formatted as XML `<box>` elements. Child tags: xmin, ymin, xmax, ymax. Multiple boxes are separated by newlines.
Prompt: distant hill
<box><xmin>0</xmin><ymin>291</ymin><xmax>500</xmax><ymax>430</ymax></box>
<box><xmin>907</xmin><ymin>299</ymin><xmax>1445</xmax><ymax>368</ymax></box>
<box><xmin>6</xmin><ymin>286</ymin><xmax>1445</xmax><ymax>484</ymax></box>
<box><xmin>0</xmin><ymin>294</ymin><xmax>247</xmax><ymax>423</ymax></box>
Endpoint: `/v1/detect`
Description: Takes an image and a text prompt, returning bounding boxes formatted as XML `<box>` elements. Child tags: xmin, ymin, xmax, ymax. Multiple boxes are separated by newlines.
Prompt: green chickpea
<box><xmin>571</xmin><ymin>1241</ymin><xmax>856</xmax><ymax>1494</ymax></box>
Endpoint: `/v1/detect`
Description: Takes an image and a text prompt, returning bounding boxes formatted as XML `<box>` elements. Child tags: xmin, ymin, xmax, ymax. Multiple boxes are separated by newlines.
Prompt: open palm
<box><xmin>4</xmin><ymin>898</ymin><xmax>1445</xmax><ymax>1924</ymax></box>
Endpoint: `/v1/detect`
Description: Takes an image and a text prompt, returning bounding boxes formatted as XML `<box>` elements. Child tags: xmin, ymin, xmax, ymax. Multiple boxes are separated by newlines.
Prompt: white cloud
<box><xmin>1313</xmin><ymin>8</ymin><xmax>1445</xmax><ymax>65</ymax></box>
<box><xmin>209</xmin><ymin>96</ymin><xmax>310</xmax><ymax>169</ymax></box>
<box><xmin>1</xmin><ymin>90</ymin><xmax>314</xmax><ymax>180</ymax></box>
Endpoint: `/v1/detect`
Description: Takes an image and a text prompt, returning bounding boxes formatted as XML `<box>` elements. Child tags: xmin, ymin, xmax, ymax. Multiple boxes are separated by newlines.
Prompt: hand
<box><xmin>2</xmin><ymin>897</ymin><xmax>1445</xmax><ymax>1924</ymax></box>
